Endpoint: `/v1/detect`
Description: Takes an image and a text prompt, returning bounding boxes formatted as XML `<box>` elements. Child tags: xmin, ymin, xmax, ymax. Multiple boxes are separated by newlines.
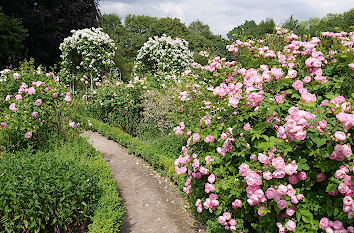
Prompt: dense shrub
<box><xmin>85</xmin><ymin>80</ymin><xmax>143</xmax><ymax>136</ymax></box>
<box><xmin>172</xmin><ymin>30</ymin><xmax>354</xmax><ymax>232</ymax></box>
<box><xmin>0</xmin><ymin>136</ymin><xmax>124</xmax><ymax>233</ymax></box>
<box><xmin>139</xmin><ymin>88</ymin><xmax>176</xmax><ymax>136</ymax></box>
<box><xmin>0</xmin><ymin>62</ymin><xmax>76</xmax><ymax>151</ymax></box>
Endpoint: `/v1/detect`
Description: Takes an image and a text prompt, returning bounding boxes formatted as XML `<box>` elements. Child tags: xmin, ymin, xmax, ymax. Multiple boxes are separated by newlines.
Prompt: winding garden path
<box><xmin>83</xmin><ymin>131</ymin><xmax>205</xmax><ymax>233</ymax></box>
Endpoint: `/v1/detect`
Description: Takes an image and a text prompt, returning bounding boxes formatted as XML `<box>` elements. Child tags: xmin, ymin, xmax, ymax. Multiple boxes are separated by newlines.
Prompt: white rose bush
<box><xmin>134</xmin><ymin>35</ymin><xmax>193</xmax><ymax>87</ymax></box>
<box><xmin>59</xmin><ymin>27</ymin><xmax>116</xmax><ymax>85</ymax></box>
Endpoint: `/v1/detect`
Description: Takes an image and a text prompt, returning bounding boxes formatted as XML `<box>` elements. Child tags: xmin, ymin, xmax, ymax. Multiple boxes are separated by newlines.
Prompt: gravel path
<box><xmin>82</xmin><ymin>131</ymin><xmax>205</xmax><ymax>233</ymax></box>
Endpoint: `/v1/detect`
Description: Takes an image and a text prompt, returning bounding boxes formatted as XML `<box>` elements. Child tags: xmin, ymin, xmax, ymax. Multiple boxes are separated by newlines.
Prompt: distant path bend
<box><xmin>82</xmin><ymin>131</ymin><xmax>205</xmax><ymax>233</ymax></box>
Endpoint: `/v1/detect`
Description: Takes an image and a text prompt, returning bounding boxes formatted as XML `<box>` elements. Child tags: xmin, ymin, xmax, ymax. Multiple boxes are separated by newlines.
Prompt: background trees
<box><xmin>1</xmin><ymin>0</ymin><xmax>101</xmax><ymax>67</ymax></box>
<box><xmin>0</xmin><ymin>10</ymin><xmax>28</xmax><ymax>68</ymax></box>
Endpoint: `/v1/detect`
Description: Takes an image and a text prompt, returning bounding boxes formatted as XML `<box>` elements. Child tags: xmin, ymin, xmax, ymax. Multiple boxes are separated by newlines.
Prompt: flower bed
<box><xmin>172</xmin><ymin>30</ymin><xmax>354</xmax><ymax>232</ymax></box>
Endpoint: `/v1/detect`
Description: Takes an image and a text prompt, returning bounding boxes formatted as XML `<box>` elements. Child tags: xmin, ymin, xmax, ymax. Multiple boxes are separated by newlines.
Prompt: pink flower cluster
<box><xmin>218</xmin><ymin>212</ymin><xmax>238</xmax><ymax>231</ymax></box>
<box><xmin>173</xmin><ymin>122</ymin><xmax>185</xmax><ymax>135</ymax></box>
<box><xmin>328</xmin><ymin>144</ymin><xmax>352</xmax><ymax>161</ymax></box>
<box><xmin>336</xmin><ymin>112</ymin><xmax>354</xmax><ymax>131</ymax></box>
<box><xmin>204</xmin><ymin>56</ymin><xmax>226</xmax><ymax>72</ymax></box>
<box><xmin>277</xmin><ymin>107</ymin><xmax>315</xmax><ymax>141</ymax></box>
<box><xmin>319</xmin><ymin>217</ymin><xmax>354</xmax><ymax>233</ymax></box>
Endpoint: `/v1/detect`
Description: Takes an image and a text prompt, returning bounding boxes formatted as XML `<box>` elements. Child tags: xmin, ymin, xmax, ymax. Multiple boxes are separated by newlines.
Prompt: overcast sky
<box><xmin>99</xmin><ymin>0</ymin><xmax>353</xmax><ymax>37</ymax></box>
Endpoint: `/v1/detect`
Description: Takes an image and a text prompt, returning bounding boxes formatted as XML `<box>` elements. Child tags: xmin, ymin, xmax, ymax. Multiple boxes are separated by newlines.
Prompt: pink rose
<box><xmin>273</xmin><ymin>169</ymin><xmax>286</xmax><ymax>179</ymax></box>
<box><xmin>13</xmin><ymin>73</ymin><xmax>20</xmax><ymax>79</ymax></box>
<box><xmin>332</xmin><ymin>221</ymin><xmax>344</xmax><ymax>230</ymax></box>
<box><xmin>32</xmin><ymin>112</ymin><xmax>38</xmax><ymax>118</ymax></box>
<box><xmin>27</xmin><ymin>87</ymin><xmax>36</xmax><ymax>94</ymax></box>
<box><xmin>229</xmin><ymin>219</ymin><xmax>237</xmax><ymax>226</ymax></box>
<box><xmin>286</xmin><ymin>207</ymin><xmax>295</xmax><ymax>216</ymax></box>
<box><xmin>64</xmin><ymin>94</ymin><xmax>71</xmax><ymax>102</ymax></box>
<box><xmin>52</xmin><ymin>92</ymin><xmax>58</xmax><ymax>98</ymax></box>
<box><xmin>288</xmin><ymin>175</ymin><xmax>298</xmax><ymax>184</ymax></box>
<box><xmin>25</xmin><ymin>132</ymin><xmax>32</xmax><ymax>139</ymax></box>
<box><xmin>316</xmin><ymin>173</ymin><xmax>326</xmax><ymax>182</ymax></box>
<box><xmin>243</xmin><ymin>122</ymin><xmax>252</xmax><ymax>131</ymax></box>
<box><xmin>297</xmin><ymin>172</ymin><xmax>307</xmax><ymax>180</ymax></box>
<box><xmin>208</xmin><ymin>174</ymin><xmax>216</xmax><ymax>183</ymax></box>
<box><xmin>295</xmin><ymin>131</ymin><xmax>306</xmax><ymax>141</ymax></box>
<box><xmin>192</xmin><ymin>133</ymin><xmax>201</xmax><ymax>144</ymax></box>
<box><xmin>0</xmin><ymin>122</ymin><xmax>7</xmax><ymax>129</ymax></box>
<box><xmin>9</xmin><ymin>103</ymin><xmax>18</xmax><ymax>112</ymax></box>
<box><xmin>223</xmin><ymin>212</ymin><xmax>232</xmax><ymax>220</ymax></box>
<box><xmin>285</xmin><ymin>220</ymin><xmax>296</xmax><ymax>231</ymax></box>
<box><xmin>218</xmin><ymin>216</ymin><xmax>227</xmax><ymax>226</ymax></box>
<box><xmin>277</xmin><ymin>199</ymin><xmax>288</xmax><ymax>209</ymax></box>
<box><xmin>204</xmin><ymin>135</ymin><xmax>215</xmax><ymax>143</ymax></box>
<box><xmin>232</xmin><ymin>199</ymin><xmax>242</xmax><ymax>209</ymax></box>
<box><xmin>174</xmin><ymin>127</ymin><xmax>183</xmax><ymax>135</ymax></box>
<box><xmin>34</xmin><ymin>99</ymin><xmax>42</xmax><ymax>106</ymax></box>
<box><xmin>15</xmin><ymin>94</ymin><xmax>22</xmax><ymax>101</ymax></box>
<box><xmin>334</xmin><ymin>131</ymin><xmax>347</xmax><ymax>141</ymax></box>
<box><xmin>338</xmin><ymin>183</ymin><xmax>350</xmax><ymax>194</ymax></box>
<box><xmin>320</xmin><ymin>218</ymin><xmax>330</xmax><ymax>229</ymax></box>
<box><xmin>292</xmin><ymin>80</ymin><xmax>304</xmax><ymax>90</ymax></box>
<box><xmin>258</xmin><ymin>153</ymin><xmax>268</xmax><ymax>163</ymax></box>
<box><xmin>303</xmin><ymin>76</ymin><xmax>312</xmax><ymax>83</ymax></box>
<box><xmin>272</xmin><ymin>157</ymin><xmax>285</xmax><ymax>170</ymax></box>
<box><xmin>265</xmin><ymin>187</ymin><xmax>277</xmax><ymax>199</ymax></box>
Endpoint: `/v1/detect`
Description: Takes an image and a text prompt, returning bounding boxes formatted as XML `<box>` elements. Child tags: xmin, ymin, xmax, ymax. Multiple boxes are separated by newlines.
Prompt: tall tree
<box><xmin>282</xmin><ymin>15</ymin><xmax>299</xmax><ymax>31</ymax></box>
<box><xmin>1</xmin><ymin>0</ymin><xmax>101</xmax><ymax>67</ymax></box>
<box><xmin>0</xmin><ymin>10</ymin><xmax>28</xmax><ymax>68</ymax></box>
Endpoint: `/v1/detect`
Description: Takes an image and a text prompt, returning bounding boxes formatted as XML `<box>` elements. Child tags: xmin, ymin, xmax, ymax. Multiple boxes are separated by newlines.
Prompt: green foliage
<box><xmin>0</xmin><ymin>10</ymin><xmax>28</xmax><ymax>67</ymax></box>
<box><xmin>0</xmin><ymin>137</ymin><xmax>124</xmax><ymax>233</ymax></box>
<box><xmin>227</xmin><ymin>18</ymin><xmax>275</xmax><ymax>41</ymax></box>
<box><xmin>85</xmin><ymin>81</ymin><xmax>143</xmax><ymax>136</ymax></box>
<box><xmin>296</xmin><ymin>8</ymin><xmax>354</xmax><ymax>36</ymax></box>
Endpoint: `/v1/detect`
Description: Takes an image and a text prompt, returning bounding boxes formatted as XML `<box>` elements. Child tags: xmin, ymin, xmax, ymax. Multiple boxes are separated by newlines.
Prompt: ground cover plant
<box><xmin>171</xmin><ymin>29</ymin><xmax>354</xmax><ymax>232</ymax></box>
<box><xmin>0</xmin><ymin>137</ymin><xmax>124</xmax><ymax>233</ymax></box>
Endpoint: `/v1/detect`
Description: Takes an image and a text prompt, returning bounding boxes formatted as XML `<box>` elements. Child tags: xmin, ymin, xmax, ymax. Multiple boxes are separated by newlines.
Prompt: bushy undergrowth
<box><xmin>0</xmin><ymin>137</ymin><xmax>124</xmax><ymax>233</ymax></box>
<box><xmin>85</xmin><ymin>81</ymin><xmax>143</xmax><ymax>136</ymax></box>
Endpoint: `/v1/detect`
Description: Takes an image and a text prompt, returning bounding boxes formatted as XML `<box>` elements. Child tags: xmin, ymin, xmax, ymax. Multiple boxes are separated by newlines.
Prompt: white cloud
<box><xmin>158</xmin><ymin>2</ymin><xmax>185</xmax><ymax>20</ymax></box>
<box><xmin>99</xmin><ymin>0</ymin><xmax>353</xmax><ymax>37</ymax></box>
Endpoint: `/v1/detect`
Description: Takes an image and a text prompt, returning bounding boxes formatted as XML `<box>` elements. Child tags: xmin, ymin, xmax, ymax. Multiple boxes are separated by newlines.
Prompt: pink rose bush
<box><xmin>0</xmin><ymin>64</ymin><xmax>76</xmax><ymax>151</ymax></box>
<box><xmin>173</xmin><ymin>30</ymin><xmax>353</xmax><ymax>232</ymax></box>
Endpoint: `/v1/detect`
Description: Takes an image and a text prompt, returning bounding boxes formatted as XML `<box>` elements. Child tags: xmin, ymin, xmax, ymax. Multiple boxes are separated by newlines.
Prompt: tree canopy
<box><xmin>1</xmin><ymin>0</ymin><xmax>101</xmax><ymax>67</ymax></box>
<box><xmin>0</xmin><ymin>10</ymin><xmax>28</xmax><ymax>68</ymax></box>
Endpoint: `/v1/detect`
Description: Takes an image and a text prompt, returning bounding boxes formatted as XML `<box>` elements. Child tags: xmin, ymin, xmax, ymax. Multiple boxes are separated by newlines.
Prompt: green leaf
<box><xmin>326</xmin><ymin>183</ymin><xmax>338</xmax><ymax>192</ymax></box>
<box><xmin>299</xmin><ymin>210</ymin><xmax>314</xmax><ymax>223</ymax></box>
